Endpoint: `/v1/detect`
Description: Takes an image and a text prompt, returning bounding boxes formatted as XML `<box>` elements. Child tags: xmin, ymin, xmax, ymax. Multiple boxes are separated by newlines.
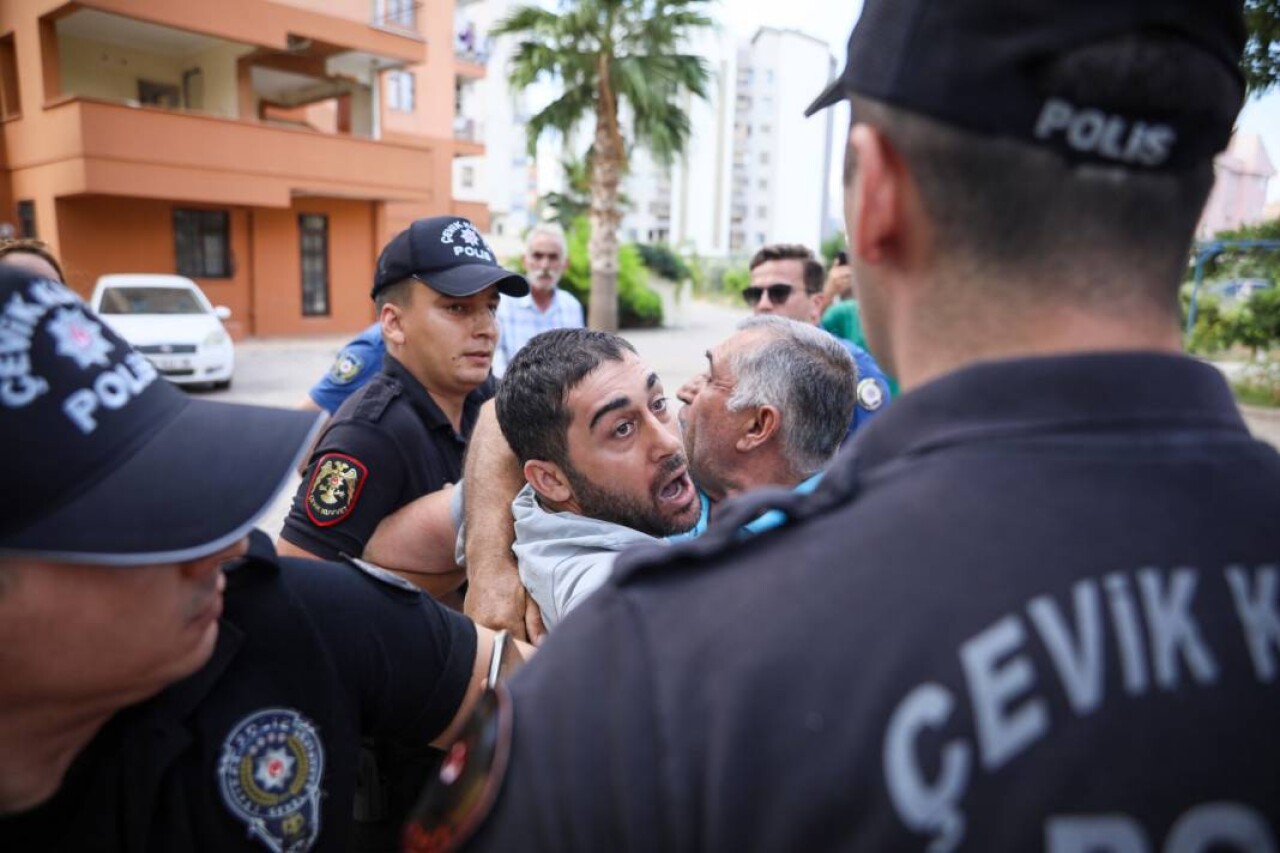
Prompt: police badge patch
<box><xmin>218</xmin><ymin>708</ymin><xmax>325</xmax><ymax>853</ymax></box>
<box><xmin>305</xmin><ymin>453</ymin><xmax>367</xmax><ymax>527</ymax></box>
<box><xmin>856</xmin><ymin>378</ymin><xmax>885</xmax><ymax>412</ymax></box>
<box><xmin>328</xmin><ymin>349</ymin><xmax>364</xmax><ymax>385</ymax></box>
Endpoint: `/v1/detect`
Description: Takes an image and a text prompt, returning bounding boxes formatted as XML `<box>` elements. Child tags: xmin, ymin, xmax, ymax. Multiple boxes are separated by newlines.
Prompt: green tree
<box><xmin>820</xmin><ymin>231</ymin><xmax>847</xmax><ymax>267</ymax></box>
<box><xmin>494</xmin><ymin>0</ymin><xmax>713</xmax><ymax>331</ymax></box>
<box><xmin>1244</xmin><ymin>0</ymin><xmax>1280</xmax><ymax>93</ymax></box>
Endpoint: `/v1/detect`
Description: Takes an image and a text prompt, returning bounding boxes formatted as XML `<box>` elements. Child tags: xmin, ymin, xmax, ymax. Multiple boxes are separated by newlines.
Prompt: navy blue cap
<box><xmin>0</xmin><ymin>266</ymin><xmax>323</xmax><ymax>566</ymax></box>
<box><xmin>373</xmin><ymin>216</ymin><xmax>529</xmax><ymax>299</ymax></box>
<box><xmin>806</xmin><ymin>0</ymin><xmax>1246</xmax><ymax>170</ymax></box>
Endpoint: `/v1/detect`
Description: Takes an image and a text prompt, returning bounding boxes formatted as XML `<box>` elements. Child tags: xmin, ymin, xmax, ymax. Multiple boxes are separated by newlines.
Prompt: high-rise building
<box><xmin>728</xmin><ymin>27</ymin><xmax>835</xmax><ymax>256</ymax></box>
<box><xmin>0</xmin><ymin>0</ymin><xmax>485</xmax><ymax>337</ymax></box>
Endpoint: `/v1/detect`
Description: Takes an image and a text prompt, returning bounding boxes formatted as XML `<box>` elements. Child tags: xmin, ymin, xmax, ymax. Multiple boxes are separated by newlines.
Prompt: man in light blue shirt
<box><xmin>493</xmin><ymin>223</ymin><xmax>584</xmax><ymax>377</ymax></box>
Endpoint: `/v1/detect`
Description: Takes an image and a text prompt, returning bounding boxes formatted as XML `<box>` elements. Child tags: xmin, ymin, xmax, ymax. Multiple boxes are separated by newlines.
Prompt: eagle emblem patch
<box><xmin>218</xmin><ymin>708</ymin><xmax>325</xmax><ymax>853</ymax></box>
<box><xmin>305</xmin><ymin>453</ymin><xmax>367</xmax><ymax>526</ymax></box>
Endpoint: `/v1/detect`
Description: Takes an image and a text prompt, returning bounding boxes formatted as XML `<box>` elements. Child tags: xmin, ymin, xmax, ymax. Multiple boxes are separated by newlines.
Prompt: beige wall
<box><xmin>59</xmin><ymin>35</ymin><xmax>186</xmax><ymax>105</ymax></box>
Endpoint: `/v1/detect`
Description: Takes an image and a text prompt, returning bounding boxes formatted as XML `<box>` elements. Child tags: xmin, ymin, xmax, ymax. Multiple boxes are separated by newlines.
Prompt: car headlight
<box><xmin>204</xmin><ymin>330</ymin><xmax>229</xmax><ymax>347</ymax></box>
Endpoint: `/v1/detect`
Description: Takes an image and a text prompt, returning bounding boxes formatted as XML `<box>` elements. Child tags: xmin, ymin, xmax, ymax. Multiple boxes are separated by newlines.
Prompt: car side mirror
<box><xmin>214</xmin><ymin>305</ymin><xmax>232</xmax><ymax>320</ymax></box>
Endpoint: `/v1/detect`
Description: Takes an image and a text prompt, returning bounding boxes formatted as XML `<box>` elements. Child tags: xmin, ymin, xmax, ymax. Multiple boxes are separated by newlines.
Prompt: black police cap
<box><xmin>0</xmin><ymin>266</ymin><xmax>322</xmax><ymax>565</ymax></box>
<box><xmin>806</xmin><ymin>0</ymin><xmax>1246</xmax><ymax>171</ymax></box>
<box><xmin>372</xmin><ymin>216</ymin><xmax>530</xmax><ymax>300</ymax></box>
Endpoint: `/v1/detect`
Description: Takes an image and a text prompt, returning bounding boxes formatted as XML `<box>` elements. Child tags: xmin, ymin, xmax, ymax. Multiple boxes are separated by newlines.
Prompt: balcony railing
<box><xmin>453</xmin><ymin>116</ymin><xmax>484</xmax><ymax>142</ymax></box>
<box><xmin>373</xmin><ymin>0</ymin><xmax>421</xmax><ymax>32</ymax></box>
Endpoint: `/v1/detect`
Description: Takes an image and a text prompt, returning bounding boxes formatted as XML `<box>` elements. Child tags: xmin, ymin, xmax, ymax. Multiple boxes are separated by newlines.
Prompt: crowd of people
<box><xmin>3</xmin><ymin>0</ymin><xmax>1278</xmax><ymax>850</ymax></box>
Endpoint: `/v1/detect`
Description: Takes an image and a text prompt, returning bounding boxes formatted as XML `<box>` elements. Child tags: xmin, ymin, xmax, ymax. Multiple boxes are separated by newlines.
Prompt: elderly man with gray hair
<box><xmin>493</xmin><ymin>222</ymin><xmax>583</xmax><ymax>377</ymax></box>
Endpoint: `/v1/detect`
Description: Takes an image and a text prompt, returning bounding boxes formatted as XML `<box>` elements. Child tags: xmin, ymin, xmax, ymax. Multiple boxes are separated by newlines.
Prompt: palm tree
<box><xmin>493</xmin><ymin>0</ymin><xmax>713</xmax><ymax>330</ymax></box>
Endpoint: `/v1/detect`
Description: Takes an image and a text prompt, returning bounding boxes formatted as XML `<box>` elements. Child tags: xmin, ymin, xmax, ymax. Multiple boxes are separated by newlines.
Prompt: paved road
<box><xmin>204</xmin><ymin>296</ymin><xmax>1279</xmax><ymax>540</ymax></box>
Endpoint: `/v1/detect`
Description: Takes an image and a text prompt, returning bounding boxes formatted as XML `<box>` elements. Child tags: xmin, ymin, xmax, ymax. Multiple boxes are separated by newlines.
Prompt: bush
<box><xmin>1182</xmin><ymin>285</ymin><xmax>1280</xmax><ymax>357</ymax></box>
<box><xmin>1232</xmin><ymin>360</ymin><xmax>1280</xmax><ymax>407</ymax></box>
<box><xmin>636</xmin><ymin>243</ymin><xmax>692</xmax><ymax>282</ymax></box>
<box><xmin>556</xmin><ymin>218</ymin><xmax>663</xmax><ymax>329</ymax></box>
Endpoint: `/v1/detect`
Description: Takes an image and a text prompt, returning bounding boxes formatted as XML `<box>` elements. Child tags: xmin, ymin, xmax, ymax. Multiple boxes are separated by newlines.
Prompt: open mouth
<box><xmin>657</xmin><ymin>468</ymin><xmax>693</xmax><ymax>505</ymax></box>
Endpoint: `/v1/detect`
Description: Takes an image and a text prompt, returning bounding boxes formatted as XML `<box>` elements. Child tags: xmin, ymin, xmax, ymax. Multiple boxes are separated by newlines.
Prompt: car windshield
<box><xmin>98</xmin><ymin>287</ymin><xmax>206</xmax><ymax>315</ymax></box>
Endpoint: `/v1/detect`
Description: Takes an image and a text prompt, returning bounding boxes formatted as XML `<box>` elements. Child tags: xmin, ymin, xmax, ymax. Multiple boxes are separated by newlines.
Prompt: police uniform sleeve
<box><xmin>308</xmin><ymin>334</ymin><xmax>383</xmax><ymax>413</ymax></box>
<box><xmin>464</xmin><ymin>587</ymin><xmax>668</xmax><ymax>851</ymax></box>
<box><xmin>279</xmin><ymin>556</ymin><xmax>478</xmax><ymax>743</ymax></box>
<box><xmin>280</xmin><ymin>420</ymin><xmax>406</xmax><ymax>562</ymax></box>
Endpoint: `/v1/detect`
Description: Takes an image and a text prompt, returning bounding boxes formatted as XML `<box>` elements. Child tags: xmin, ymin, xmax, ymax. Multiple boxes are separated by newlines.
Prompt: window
<box><xmin>759</xmin><ymin>151</ymin><xmax>770</xmax><ymax>165</ymax></box>
<box><xmin>757</xmin><ymin>206</ymin><xmax>768</xmax><ymax>218</ymax></box>
<box><xmin>386</xmin><ymin>0</ymin><xmax>416</xmax><ymax>29</ymax></box>
<box><xmin>387</xmin><ymin>70</ymin><xmax>415</xmax><ymax>112</ymax></box>
<box><xmin>17</xmin><ymin>201</ymin><xmax>35</xmax><ymax>239</ymax></box>
<box><xmin>0</xmin><ymin>34</ymin><xmax>19</xmax><ymax>119</ymax></box>
<box><xmin>757</xmin><ymin>178</ymin><xmax>767</xmax><ymax>190</ymax></box>
<box><xmin>460</xmin><ymin>165</ymin><xmax>475</xmax><ymax>188</ymax></box>
<box><xmin>173</xmin><ymin>209</ymin><xmax>231</xmax><ymax>278</ymax></box>
<box><xmin>299</xmin><ymin>214</ymin><xmax>330</xmax><ymax>317</ymax></box>
<box><xmin>138</xmin><ymin>80</ymin><xmax>181</xmax><ymax>108</ymax></box>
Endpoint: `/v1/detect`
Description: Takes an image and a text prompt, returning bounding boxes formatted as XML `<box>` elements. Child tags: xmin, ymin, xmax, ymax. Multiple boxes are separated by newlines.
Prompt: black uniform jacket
<box><xmin>463</xmin><ymin>353</ymin><xmax>1280</xmax><ymax>852</ymax></box>
<box><xmin>2</xmin><ymin>531</ymin><xmax>476</xmax><ymax>852</ymax></box>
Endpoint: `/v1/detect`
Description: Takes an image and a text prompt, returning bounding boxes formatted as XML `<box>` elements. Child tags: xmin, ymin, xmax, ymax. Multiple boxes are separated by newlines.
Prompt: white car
<box><xmin>90</xmin><ymin>274</ymin><xmax>235</xmax><ymax>389</ymax></box>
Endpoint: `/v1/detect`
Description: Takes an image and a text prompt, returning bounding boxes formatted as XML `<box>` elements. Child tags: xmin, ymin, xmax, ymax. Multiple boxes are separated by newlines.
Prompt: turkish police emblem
<box><xmin>305</xmin><ymin>453</ymin><xmax>367</xmax><ymax>526</ymax></box>
<box><xmin>46</xmin><ymin>307</ymin><xmax>113</xmax><ymax>369</ymax></box>
<box><xmin>856</xmin><ymin>377</ymin><xmax>885</xmax><ymax>412</ymax></box>
<box><xmin>328</xmin><ymin>349</ymin><xmax>363</xmax><ymax>385</ymax></box>
<box><xmin>218</xmin><ymin>708</ymin><xmax>325</xmax><ymax>853</ymax></box>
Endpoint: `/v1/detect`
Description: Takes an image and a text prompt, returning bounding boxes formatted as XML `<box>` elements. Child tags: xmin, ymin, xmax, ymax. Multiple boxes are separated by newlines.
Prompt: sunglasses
<box><xmin>742</xmin><ymin>283</ymin><xmax>794</xmax><ymax>306</ymax></box>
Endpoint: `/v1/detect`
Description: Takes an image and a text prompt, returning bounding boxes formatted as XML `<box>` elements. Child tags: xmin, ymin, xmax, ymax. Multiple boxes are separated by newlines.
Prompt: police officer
<box><xmin>417</xmin><ymin>0</ymin><xmax>1280</xmax><ymax>849</ymax></box>
<box><xmin>279</xmin><ymin>216</ymin><xmax>527</xmax><ymax>564</ymax></box>
<box><xmin>0</xmin><ymin>266</ymin><xmax>522</xmax><ymax>851</ymax></box>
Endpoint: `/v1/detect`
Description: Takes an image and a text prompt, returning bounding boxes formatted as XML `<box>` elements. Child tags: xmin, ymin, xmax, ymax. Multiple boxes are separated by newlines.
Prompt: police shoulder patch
<box><xmin>218</xmin><ymin>708</ymin><xmax>325</xmax><ymax>853</ymax></box>
<box><xmin>328</xmin><ymin>348</ymin><xmax>364</xmax><ymax>385</ymax></box>
<box><xmin>856</xmin><ymin>377</ymin><xmax>885</xmax><ymax>412</ymax></box>
<box><xmin>305</xmin><ymin>453</ymin><xmax>368</xmax><ymax>527</ymax></box>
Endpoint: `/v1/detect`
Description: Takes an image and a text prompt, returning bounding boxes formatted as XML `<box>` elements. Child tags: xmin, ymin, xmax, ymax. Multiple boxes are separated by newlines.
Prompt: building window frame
<box><xmin>299</xmin><ymin>213</ymin><xmax>331</xmax><ymax>317</ymax></box>
<box><xmin>173</xmin><ymin>208</ymin><xmax>231</xmax><ymax>279</ymax></box>
<box><xmin>16</xmin><ymin>201</ymin><xmax>36</xmax><ymax>239</ymax></box>
<box><xmin>387</xmin><ymin>69</ymin><xmax>415</xmax><ymax>112</ymax></box>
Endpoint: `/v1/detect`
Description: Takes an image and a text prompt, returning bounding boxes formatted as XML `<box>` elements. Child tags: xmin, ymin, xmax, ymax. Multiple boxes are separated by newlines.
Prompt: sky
<box><xmin>723</xmin><ymin>0</ymin><xmax>1280</xmax><ymax>205</ymax></box>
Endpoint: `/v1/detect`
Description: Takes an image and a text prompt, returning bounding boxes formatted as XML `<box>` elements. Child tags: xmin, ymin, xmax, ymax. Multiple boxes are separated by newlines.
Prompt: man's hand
<box><xmin>465</xmin><ymin>557</ymin><xmax>546</xmax><ymax>644</ymax></box>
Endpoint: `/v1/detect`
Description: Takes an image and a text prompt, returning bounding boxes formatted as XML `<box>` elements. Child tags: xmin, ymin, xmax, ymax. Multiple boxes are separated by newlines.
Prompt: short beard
<box><xmin>562</xmin><ymin>455</ymin><xmax>696</xmax><ymax>538</ymax></box>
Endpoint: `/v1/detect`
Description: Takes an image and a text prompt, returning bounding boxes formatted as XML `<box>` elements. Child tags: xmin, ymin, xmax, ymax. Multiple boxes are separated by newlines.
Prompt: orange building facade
<box><xmin>0</xmin><ymin>0</ymin><xmax>487</xmax><ymax>337</ymax></box>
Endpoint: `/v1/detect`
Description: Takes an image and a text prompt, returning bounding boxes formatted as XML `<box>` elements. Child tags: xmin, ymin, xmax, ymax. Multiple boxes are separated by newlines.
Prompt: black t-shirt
<box><xmin>282</xmin><ymin>355</ymin><xmax>493</xmax><ymax>561</ymax></box>
<box><xmin>1</xmin><ymin>531</ymin><xmax>477</xmax><ymax>852</ymax></box>
<box><xmin>464</xmin><ymin>353</ymin><xmax>1280</xmax><ymax>851</ymax></box>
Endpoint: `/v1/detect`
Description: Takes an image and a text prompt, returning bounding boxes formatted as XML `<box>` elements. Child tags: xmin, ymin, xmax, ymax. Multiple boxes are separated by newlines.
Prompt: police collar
<box><xmin>849</xmin><ymin>352</ymin><xmax>1247</xmax><ymax>475</ymax></box>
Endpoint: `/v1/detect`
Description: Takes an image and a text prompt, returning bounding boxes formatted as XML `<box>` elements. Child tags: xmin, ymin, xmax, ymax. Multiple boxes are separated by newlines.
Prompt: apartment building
<box><xmin>1197</xmin><ymin>133</ymin><xmax>1276</xmax><ymax>239</ymax></box>
<box><xmin>618</xmin><ymin>26</ymin><xmax>835</xmax><ymax>259</ymax></box>
<box><xmin>0</xmin><ymin>0</ymin><xmax>486</xmax><ymax>337</ymax></box>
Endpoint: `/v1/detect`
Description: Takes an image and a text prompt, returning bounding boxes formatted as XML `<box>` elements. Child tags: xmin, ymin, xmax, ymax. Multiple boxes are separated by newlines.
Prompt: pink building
<box><xmin>1197</xmin><ymin>133</ymin><xmax>1275</xmax><ymax>239</ymax></box>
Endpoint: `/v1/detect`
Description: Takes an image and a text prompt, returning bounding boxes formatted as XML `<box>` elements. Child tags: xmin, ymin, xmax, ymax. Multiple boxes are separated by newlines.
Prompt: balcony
<box><xmin>38</xmin><ymin>97</ymin><xmax>439</xmax><ymax>208</ymax></box>
<box><xmin>453</xmin><ymin>115</ymin><xmax>485</xmax><ymax>156</ymax></box>
<box><xmin>454</xmin><ymin>20</ymin><xmax>489</xmax><ymax>78</ymax></box>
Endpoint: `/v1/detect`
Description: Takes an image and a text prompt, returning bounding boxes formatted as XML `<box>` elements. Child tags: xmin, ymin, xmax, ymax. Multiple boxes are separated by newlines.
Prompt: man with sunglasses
<box><xmin>743</xmin><ymin>243</ymin><xmax>892</xmax><ymax>436</ymax></box>
<box><xmin>419</xmin><ymin>0</ymin><xmax>1280</xmax><ymax>849</ymax></box>
<box><xmin>493</xmin><ymin>223</ymin><xmax>584</xmax><ymax>377</ymax></box>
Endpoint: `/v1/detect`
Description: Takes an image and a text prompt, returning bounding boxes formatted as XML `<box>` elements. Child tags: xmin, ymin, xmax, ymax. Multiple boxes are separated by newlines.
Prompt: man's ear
<box><xmin>380</xmin><ymin>301</ymin><xmax>405</xmax><ymax>347</ymax></box>
<box><xmin>849</xmin><ymin>124</ymin><xmax>905</xmax><ymax>267</ymax></box>
<box><xmin>524</xmin><ymin>459</ymin><xmax>573</xmax><ymax>505</ymax></box>
<box><xmin>736</xmin><ymin>405</ymin><xmax>781</xmax><ymax>453</ymax></box>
